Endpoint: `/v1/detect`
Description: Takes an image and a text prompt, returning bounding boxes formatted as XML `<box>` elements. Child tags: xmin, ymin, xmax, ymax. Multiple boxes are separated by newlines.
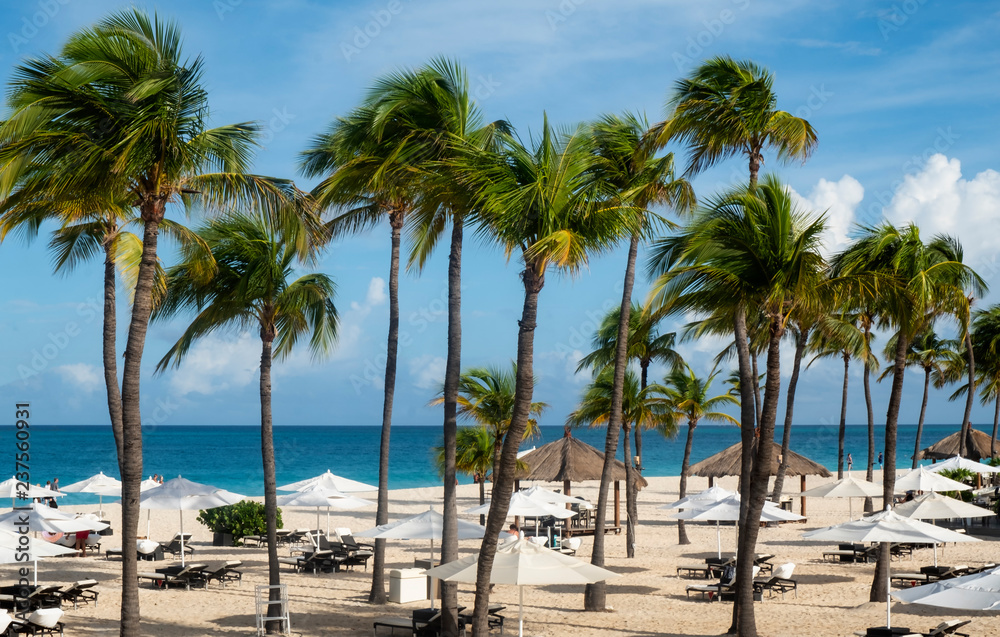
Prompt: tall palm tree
<box><xmin>858</xmin><ymin>309</ymin><xmax>879</xmax><ymax>513</ymax></box>
<box><xmin>458</xmin><ymin>118</ymin><xmax>635</xmax><ymax>635</ymax></box>
<box><xmin>832</xmin><ymin>224</ymin><xmax>985</xmax><ymax>606</ymax></box>
<box><xmin>576</xmin><ymin>301</ymin><xmax>683</xmax><ymax>466</ymax></box>
<box><xmin>651</xmin><ymin>56</ymin><xmax>818</xmax><ymax>186</ymax></box>
<box><xmin>0</xmin><ymin>12</ymin><xmax>304</xmax><ymax>634</ymax></box>
<box><xmin>580</xmin><ymin>113</ymin><xmax>691</xmax><ymax>605</ymax></box>
<box><xmin>153</xmin><ymin>211</ymin><xmax>335</xmax><ymax>632</ymax></box>
<box><xmin>567</xmin><ymin>368</ymin><xmax>677</xmax><ymax>557</ymax></box>
<box><xmin>971</xmin><ymin>306</ymin><xmax>1000</xmax><ymax>458</ymax></box>
<box><xmin>660</xmin><ymin>364</ymin><xmax>738</xmax><ymax>544</ymax></box>
<box><xmin>647</xmin><ymin>175</ymin><xmax>826</xmax><ymax>637</ymax></box>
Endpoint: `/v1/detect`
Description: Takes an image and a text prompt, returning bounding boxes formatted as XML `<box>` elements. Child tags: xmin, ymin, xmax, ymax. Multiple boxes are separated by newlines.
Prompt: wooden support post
<box><xmin>800</xmin><ymin>475</ymin><xmax>807</xmax><ymax>517</ymax></box>
<box><xmin>708</xmin><ymin>476</ymin><xmax>714</xmax><ymax>488</ymax></box>
<box><xmin>614</xmin><ymin>481</ymin><xmax>621</xmax><ymax>528</ymax></box>
<box><xmin>514</xmin><ymin>479</ymin><xmax>521</xmax><ymax>529</ymax></box>
<box><xmin>564</xmin><ymin>479</ymin><xmax>573</xmax><ymax>537</ymax></box>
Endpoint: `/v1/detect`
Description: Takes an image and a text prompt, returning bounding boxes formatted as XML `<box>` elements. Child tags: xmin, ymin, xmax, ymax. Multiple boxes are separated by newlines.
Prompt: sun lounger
<box><xmin>676</xmin><ymin>564</ymin><xmax>715</xmax><ymax>578</ymax></box>
<box><xmin>373</xmin><ymin>616</ymin><xmax>415</xmax><ymax>636</ymax></box>
<box><xmin>924</xmin><ymin>619</ymin><xmax>972</xmax><ymax>637</ymax></box>
<box><xmin>685</xmin><ymin>579</ymin><xmax>735</xmax><ymax>601</ymax></box>
<box><xmin>459</xmin><ymin>604</ymin><xmax>504</xmax><ymax>634</ymax></box>
<box><xmin>159</xmin><ymin>534</ymin><xmax>194</xmax><ymax>558</ymax></box>
<box><xmin>754</xmin><ymin>554</ymin><xmax>775</xmax><ymax>575</ymax></box>
<box><xmin>753</xmin><ymin>563</ymin><xmax>797</xmax><ymax>600</ymax></box>
<box><xmin>277</xmin><ymin>550</ymin><xmax>342</xmax><ymax>574</ymax></box>
<box><xmin>137</xmin><ymin>563</ymin><xmax>208</xmax><ymax>590</ymax></box>
<box><xmin>202</xmin><ymin>561</ymin><xmax>243</xmax><ymax>588</ymax></box>
<box><xmin>52</xmin><ymin>579</ymin><xmax>99</xmax><ymax>609</ymax></box>
<box><xmin>890</xmin><ymin>572</ymin><xmax>929</xmax><ymax>587</ymax></box>
<box><xmin>242</xmin><ymin>530</ymin><xmax>291</xmax><ymax>548</ymax></box>
<box><xmin>0</xmin><ymin>585</ymin><xmax>61</xmax><ymax>612</ymax></box>
<box><xmin>9</xmin><ymin>608</ymin><xmax>64</xmax><ymax>636</ymax></box>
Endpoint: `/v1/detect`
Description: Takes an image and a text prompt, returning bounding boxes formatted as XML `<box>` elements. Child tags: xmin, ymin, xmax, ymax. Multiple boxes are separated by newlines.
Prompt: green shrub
<box><xmin>196</xmin><ymin>501</ymin><xmax>281</xmax><ymax>546</ymax></box>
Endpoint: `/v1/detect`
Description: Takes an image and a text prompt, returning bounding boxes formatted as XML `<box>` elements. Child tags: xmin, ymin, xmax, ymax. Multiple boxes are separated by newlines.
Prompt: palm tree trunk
<box><xmin>102</xmin><ymin>237</ymin><xmax>124</xmax><ymax>467</ymax></box>
<box><xmin>992</xmin><ymin>394</ymin><xmax>999</xmax><ymax>459</ymax></box>
<box><xmin>837</xmin><ymin>354</ymin><xmax>849</xmax><ymax>479</ymax></box>
<box><xmin>119</xmin><ymin>205</ymin><xmax>163</xmax><ymax>637</ymax></box>
<box><xmin>728</xmin><ymin>306</ymin><xmax>756</xmax><ymax>636</ymax></box>
<box><xmin>749</xmin><ymin>151</ymin><xmax>761</xmax><ymax>187</ymax></box>
<box><xmin>478</xmin><ymin>478</ymin><xmax>486</xmax><ymax>526</ymax></box>
<box><xmin>623</xmin><ymin>421</ymin><xmax>637</xmax><ymax>558</ymax></box>
<box><xmin>677</xmin><ymin>419</ymin><xmax>697</xmax><ymax>545</ymax></box>
<box><xmin>913</xmin><ymin>368</ymin><xmax>931</xmax><ymax>469</ymax></box>
<box><xmin>636</xmin><ymin>363</ymin><xmax>648</xmax><ymax>471</ymax></box>
<box><xmin>471</xmin><ymin>263</ymin><xmax>543</xmax><ymax>637</ymax></box>
<box><xmin>259</xmin><ymin>330</ymin><xmax>282</xmax><ymax>633</ymax></box>
<box><xmin>772</xmin><ymin>327</ymin><xmax>807</xmax><ymax>500</ymax></box>
<box><xmin>369</xmin><ymin>211</ymin><xmax>403</xmax><ymax>605</ymax></box>
<box><xmin>751</xmin><ymin>354</ymin><xmax>762</xmax><ymax>428</ymax></box>
<box><xmin>960</xmin><ymin>328</ymin><xmax>976</xmax><ymax>458</ymax></box>
<box><xmin>734</xmin><ymin>317</ymin><xmax>783</xmax><ymax>637</ymax></box>
<box><xmin>870</xmin><ymin>335</ymin><xmax>908</xmax><ymax>604</ymax></box>
<box><xmin>585</xmin><ymin>233</ymin><xmax>640</xmax><ymax>611</ymax></box>
<box><xmin>440</xmin><ymin>219</ymin><xmax>463</xmax><ymax>637</ymax></box>
<box><xmin>864</xmin><ymin>321</ymin><xmax>876</xmax><ymax>514</ymax></box>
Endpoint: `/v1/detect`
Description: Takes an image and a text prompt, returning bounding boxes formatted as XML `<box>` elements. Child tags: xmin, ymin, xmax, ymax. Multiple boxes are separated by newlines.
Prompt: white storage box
<box><xmin>389</xmin><ymin>568</ymin><xmax>427</xmax><ymax>604</ymax></box>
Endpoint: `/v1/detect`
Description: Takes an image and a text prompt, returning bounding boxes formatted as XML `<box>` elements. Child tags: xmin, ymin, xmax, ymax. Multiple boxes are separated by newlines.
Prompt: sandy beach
<box><xmin>12</xmin><ymin>472</ymin><xmax>1000</xmax><ymax>636</ymax></box>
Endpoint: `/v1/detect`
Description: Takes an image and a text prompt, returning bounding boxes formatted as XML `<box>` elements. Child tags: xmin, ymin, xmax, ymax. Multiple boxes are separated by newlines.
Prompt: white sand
<box><xmin>12</xmin><ymin>472</ymin><xmax>1000</xmax><ymax>636</ymax></box>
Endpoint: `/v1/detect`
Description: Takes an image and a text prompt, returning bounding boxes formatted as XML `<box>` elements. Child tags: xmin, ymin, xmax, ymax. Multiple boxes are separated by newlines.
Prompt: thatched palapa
<box><xmin>515</xmin><ymin>434</ymin><xmax>648</xmax><ymax>489</ymax></box>
<box><xmin>916</xmin><ymin>428</ymin><xmax>998</xmax><ymax>461</ymax></box>
<box><xmin>689</xmin><ymin>441</ymin><xmax>831</xmax><ymax>478</ymax></box>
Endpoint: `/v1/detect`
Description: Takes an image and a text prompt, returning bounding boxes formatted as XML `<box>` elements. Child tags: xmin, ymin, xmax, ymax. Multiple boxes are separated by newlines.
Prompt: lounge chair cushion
<box><xmin>773</xmin><ymin>563</ymin><xmax>795</xmax><ymax>580</ymax></box>
<box><xmin>0</xmin><ymin>612</ymin><xmax>11</xmax><ymax>632</ymax></box>
<box><xmin>27</xmin><ymin>608</ymin><xmax>63</xmax><ymax>628</ymax></box>
<box><xmin>137</xmin><ymin>539</ymin><xmax>159</xmax><ymax>554</ymax></box>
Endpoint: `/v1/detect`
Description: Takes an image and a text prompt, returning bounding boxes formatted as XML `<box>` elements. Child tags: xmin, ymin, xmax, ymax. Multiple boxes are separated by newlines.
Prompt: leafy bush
<box><xmin>938</xmin><ymin>468</ymin><xmax>976</xmax><ymax>502</ymax></box>
<box><xmin>196</xmin><ymin>501</ymin><xmax>281</xmax><ymax>546</ymax></box>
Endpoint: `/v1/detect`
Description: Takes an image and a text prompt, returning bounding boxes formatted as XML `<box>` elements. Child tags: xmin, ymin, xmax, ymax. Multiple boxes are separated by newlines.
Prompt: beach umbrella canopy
<box><xmin>894</xmin><ymin>492</ymin><xmax>995</xmax><ymax>520</ymax></box>
<box><xmin>276</xmin><ymin>486</ymin><xmax>373</xmax><ymax>535</ymax></box>
<box><xmin>925</xmin><ymin>455</ymin><xmax>1000</xmax><ymax>475</ymax></box>
<box><xmin>423</xmin><ymin>538</ymin><xmax>619</xmax><ymax>637</ymax></box>
<box><xmin>671</xmin><ymin>495</ymin><xmax>802</xmax><ymax>558</ymax></box>
<box><xmin>138</xmin><ymin>476</ymin><xmax>246</xmax><ymax>566</ymax></box>
<box><xmin>892</xmin><ymin>565</ymin><xmax>1000</xmax><ymax>611</ymax></box>
<box><xmin>799</xmin><ymin>475</ymin><xmax>884</xmax><ymax>519</ymax></box>
<box><xmin>278</xmin><ymin>470</ymin><xmax>376</xmax><ymax>493</ymax></box>
<box><xmin>0</xmin><ymin>503</ymin><xmax>108</xmax><ymax>534</ymax></box>
<box><xmin>59</xmin><ymin>472</ymin><xmax>122</xmax><ymax>495</ymax></box>
<box><xmin>518</xmin><ymin>485</ymin><xmax>591</xmax><ymax>508</ymax></box>
<box><xmin>0</xmin><ymin>528</ymin><xmax>77</xmax><ymax>584</ymax></box>
<box><xmin>465</xmin><ymin>492</ymin><xmax>577</xmax><ymax>519</ymax></box>
<box><xmin>0</xmin><ymin>477</ymin><xmax>62</xmax><ymax>501</ymax></box>
<box><xmin>894</xmin><ymin>467</ymin><xmax>973</xmax><ymax>494</ymax></box>
<box><xmin>357</xmin><ymin>509</ymin><xmax>489</xmax><ymax>543</ymax></box>
<box><xmin>803</xmin><ymin>508</ymin><xmax>980</xmax><ymax>629</ymax></box>
<box><xmin>663</xmin><ymin>485</ymin><xmax>736</xmax><ymax>510</ymax></box>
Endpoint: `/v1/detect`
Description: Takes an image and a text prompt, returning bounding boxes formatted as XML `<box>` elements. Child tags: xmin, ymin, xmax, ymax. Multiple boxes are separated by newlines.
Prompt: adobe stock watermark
<box><xmin>672</xmin><ymin>0</ymin><xmax>751</xmax><ymax>72</ymax></box>
<box><xmin>214</xmin><ymin>0</ymin><xmax>243</xmax><ymax>20</ymax></box>
<box><xmin>8</xmin><ymin>0</ymin><xmax>72</xmax><ymax>54</ymax></box>
<box><xmin>259</xmin><ymin>107</ymin><xmax>296</xmax><ymax>146</ymax></box>
<box><xmin>17</xmin><ymin>299</ymin><xmax>99</xmax><ymax>381</ymax></box>
<box><xmin>341</xmin><ymin>0</ymin><xmax>409</xmax><ymax>63</ymax></box>
<box><xmin>546</xmin><ymin>0</ymin><xmax>587</xmax><ymax>31</ymax></box>
<box><xmin>793</xmin><ymin>84</ymin><xmax>834</xmax><ymax>120</ymax></box>
<box><xmin>876</xmin><ymin>0</ymin><xmax>927</xmax><ymax>41</ymax></box>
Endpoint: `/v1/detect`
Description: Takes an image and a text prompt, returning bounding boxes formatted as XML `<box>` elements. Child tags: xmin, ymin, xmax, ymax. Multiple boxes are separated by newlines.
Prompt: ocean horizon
<box><xmin>2</xmin><ymin>423</ymin><xmax>989</xmax><ymax>503</ymax></box>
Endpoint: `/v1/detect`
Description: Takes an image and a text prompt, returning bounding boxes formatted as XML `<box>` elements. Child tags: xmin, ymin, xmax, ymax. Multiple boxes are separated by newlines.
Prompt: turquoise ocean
<box><xmin>0</xmin><ymin>424</ymin><xmax>979</xmax><ymax>504</ymax></box>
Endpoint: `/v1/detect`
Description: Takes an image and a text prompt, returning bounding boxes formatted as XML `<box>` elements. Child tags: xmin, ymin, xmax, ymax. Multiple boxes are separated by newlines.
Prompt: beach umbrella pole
<box><xmin>885</xmin><ymin>541</ymin><xmax>891</xmax><ymax>629</ymax></box>
<box><xmin>716</xmin><ymin>521</ymin><xmax>721</xmax><ymax>559</ymax></box>
<box><xmin>933</xmin><ymin>542</ymin><xmax>938</xmax><ymax>567</ymax></box>
<box><xmin>180</xmin><ymin>510</ymin><xmax>185</xmax><ymax>568</ymax></box>
<box><xmin>519</xmin><ymin>586</ymin><xmax>524</xmax><ymax>637</ymax></box>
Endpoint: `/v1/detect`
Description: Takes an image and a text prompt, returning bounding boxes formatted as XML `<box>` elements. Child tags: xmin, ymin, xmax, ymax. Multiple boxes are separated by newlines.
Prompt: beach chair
<box><xmin>158</xmin><ymin>533</ymin><xmax>194</xmax><ymax>558</ymax></box>
<box><xmin>8</xmin><ymin>608</ymin><xmax>64</xmax><ymax>636</ymax></box>
<box><xmin>52</xmin><ymin>580</ymin><xmax>99</xmax><ymax>609</ymax></box>
<box><xmin>413</xmin><ymin>609</ymin><xmax>467</xmax><ymax>637</ymax></box>
<box><xmin>337</xmin><ymin>530</ymin><xmax>375</xmax><ymax>556</ymax></box>
<box><xmin>459</xmin><ymin>604</ymin><xmax>504</xmax><ymax>634</ymax></box>
<box><xmin>754</xmin><ymin>554</ymin><xmax>775</xmax><ymax>575</ymax></box>
<box><xmin>0</xmin><ymin>585</ymin><xmax>61</xmax><ymax>613</ymax></box>
<box><xmin>202</xmin><ymin>561</ymin><xmax>243</xmax><ymax>588</ymax></box>
<box><xmin>924</xmin><ymin>619</ymin><xmax>972</xmax><ymax>637</ymax></box>
<box><xmin>137</xmin><ymin>564</ymin><xmax>208</xmax><ymax>590</ymax></box>
<box><xmin>243</xmin><ymin>530</ymin><xmax>290</xmax><ymax>548</ymax></box>
<box><xmin>373</xmin><ymin>616</ymin><xmax>415</xmax><ymax>636</ymax></box>
<box><xmin>753</xmin><ymin>563</ymin><xmax>797</xmax><ymax>599</ymax></box>
<box><xmin>277</xmin><ymin>550</ymin><xmax>341</xmax><ymax>574</ymax></box>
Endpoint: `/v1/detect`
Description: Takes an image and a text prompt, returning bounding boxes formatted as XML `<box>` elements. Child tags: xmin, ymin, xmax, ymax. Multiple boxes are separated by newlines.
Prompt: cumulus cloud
<box><xmin>410</xmin><ymin>354</ymin><xmax>446</xmax><ymax>390</ymax></box>
<box><xmin>54</xmin><ymin>363</ymin><xmax>102</xmax><ymax>393</ymax></box>
<box><xmin>167</xmin><ymin>333</ymin><xmax>260</xmax><ymax>396</ymax></box>
<box><xmin>351</xmin><ymin>277</ymin><xmax>386</xmax><ymax>316</ymax></box>
<box><xmin>788</xmin><ymin>175</ymin><xmax>865</xmax><ymax>257</ymax></box>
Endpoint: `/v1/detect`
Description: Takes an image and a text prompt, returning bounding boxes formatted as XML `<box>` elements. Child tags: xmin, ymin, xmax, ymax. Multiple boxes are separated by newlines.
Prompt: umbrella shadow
<box><xmin>604</xmin><ymin>565</ymin><xmax>649</xmax><ymax>575</ymax></box>
<box><xmin>536</xmin><ymin>583</ymin><xmax>660</xmax><ymax>596</ymax></box>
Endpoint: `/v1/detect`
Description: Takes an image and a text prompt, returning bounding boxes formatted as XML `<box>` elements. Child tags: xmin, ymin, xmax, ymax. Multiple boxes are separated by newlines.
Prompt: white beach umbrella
<box><xmin>925</xmin><ymin>455</ymin><xmax>1000</xmax><ymax>475</ymax></box>
<box><xmin>672</xmin><ymin>495</ymin><xmax>803</xmax><ymax>558</ymax></box>
<box><xmin>0</xmin><ymin>477</ymin><xmax>63</xmax><ymax>506</ymax></box>
<box><xmin>518</xmin><ymin>485</ymin><xmax>591</xmax><ymax>507</ymax></box>
<box><xmin>0</xmin><ymin>528</ymin><xmax>78</xmax><ymax>584</ymax></box>
<box><xmin>275</xmin><ymin>485</ymin><xmax>373</xmax><ymax>535</ymax></box>
<box><xmin>799</xmin><ymin>475</ymin><xmax>884</xmax><ymax>519</ymax></box>
<box><xmin>893</xmin><ymin>492</ymin><xmax>994</xmax><ymax>565</ymax></box>
<box><xmin>424</xmin><ymin>537</ymin><xmax>619</xmax><ymax>637</ymax></box>
<box><xmin>663</xmin><ymin>485</ymin><xmax>736</xmax><ymax>510</ymax></box>
<box><xmin>0</xmin><ymin>503</ymin><xmax>108</xmax><ymax>535</ymax></box>
<box><xmin>894</xmin><ymin>467</ymin><xmax>972</xmax><ymax>494</ymax></box>
<box><xmin>278</xmin><ymin>470</ymin><xmax>376</xmax><ymax>493</ymax></box>
<box><xmin>466</xmin><ymin>492</ymin><xmax>576</xmax><ymax>539</ymax></box>
<box><xmin>803</xmin><ymin>508</ymin><xmax>979</xmax><ymax>629</ymax></box>
<box><xmin>60</xmin><ymin>472</ymin><xmax>124</xmax><ymax>516</ymax></box>
<box><xmin>138</xmin><ymin>476</ymin><xmax>246</xmax><ymax>566</ymax></box>
<box><xmin>892</xmin><ymin>565</ymin><xmax>1000</xmax><ymax>611</ymax></box>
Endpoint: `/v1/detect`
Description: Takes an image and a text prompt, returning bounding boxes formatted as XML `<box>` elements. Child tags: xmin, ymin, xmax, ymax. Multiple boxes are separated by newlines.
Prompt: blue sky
<box><xmin>1</xmin><ymin>1</ymin><xmax>999</xmax><ymax>433</ymax></box>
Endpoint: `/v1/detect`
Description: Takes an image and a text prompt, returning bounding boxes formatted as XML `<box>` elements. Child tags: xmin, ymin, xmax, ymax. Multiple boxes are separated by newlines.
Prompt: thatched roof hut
<box><xmin>689</xmin><ymin>441</ymin><xmax>831</xmax><ymax>478</ymax></box>
<box><xmin>916</xmin><ymin>428</ymin><xmax>997</xmax><ymax>461</ymax></box>
<box><xmin>515</xmin><ymin>434</ymin><xmax>648</xmax><ymax>489</ymax></box>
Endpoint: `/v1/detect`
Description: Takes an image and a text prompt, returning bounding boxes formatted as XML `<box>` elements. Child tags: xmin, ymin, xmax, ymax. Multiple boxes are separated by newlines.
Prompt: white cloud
<box><xmin>883</xmin><ymin>154</ymin><xmax>1000</xmax><ymax>277</ymax></box>
<box><xmin>351</xmin><ymin>277</ymin><xmax>386</xmax><ymax>315</ymax></box>
<box><xmin>788</xmin><ymin>175</ymin><xmax>865</xmax><ymax>257</ymax></box>
<box><xmin>167</xmin><ymin>333</ymin><xmax>260</xmax><ymax>396</ymax></box>
<box><xmin>54</xmin><ymin>363</ymin><xmax>102</xmax><ymax>393</ymax></box>
<box><xmin>410</xmin><ymin>354</ymin><xmax>446</xmax><ymax>390</ymax></box>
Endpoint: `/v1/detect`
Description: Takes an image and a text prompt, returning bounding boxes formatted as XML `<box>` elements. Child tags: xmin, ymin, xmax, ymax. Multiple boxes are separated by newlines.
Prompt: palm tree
<box><xmin>660</xmin><ymin>364</ymin><xmax>738</xmax><ymax>544</ymax></box>
<box><xmin>832</xmin><ymin>223</ymin><xmax>985</xmax><ymax>606</ymax></box>
<box><xmin>858</xmin><ymin>309</ymin><xmax>879</xmax><ymax>513</ymax></box>
<box><xmin>432</xmin><ymin>427</ymin><xmax>530</xmax><ymax>521</ymax></box>
<box><xmin>431</xmin><ymin>364</ymin><xmax>545</xmax><ymax>482</ymax></box>
<box><xmin>579</xmin><ymin>113</ymin><xmax>691</xmax><ymax>604</ymax></box>
<box><xmin>647</xmin><ymin>176</ymin><xmax>826</xmax><ymax>637</ymax></box>
<box><xmin>971</xmin><ymin>306</ymin><xmax>1000</xmax><ymax>458</ymax></box>
<box><xmin>651</xmin><ymin>56</ymin><xmax>818</xmax><ymax>186</ymax></box>
<box><xmin>567</xmin><ymin>368</ymin><xmax>677</xmax><ymax>557</ymax></box>
<box><xmin>458</xmin><ymin>118</ymin><xmax>635</xmax><ymax>635</ymax></box>
<box><xmin>880</xmin><ymin>329</ymin><xmax>954</xmax><ymax>468</ymax></box>
<box><xmin>576</xmin><ymin>301</ymin><xmax>683</xmax><ymax>467</ymax></box>
<box><xmin>153</xmin><ymin>211</ymin><xmax>336</xmax><ymax>632</ymax></box>
<box><xmin>0</xmin><ymin>12</ymin><xmax>305</xmax><ymax>634</ymax></box>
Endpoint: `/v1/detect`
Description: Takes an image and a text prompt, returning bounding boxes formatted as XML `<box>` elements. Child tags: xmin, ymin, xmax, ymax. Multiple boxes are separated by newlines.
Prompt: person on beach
<box><xmin>878</xmin><ymin>452</ymin><xmax>883</xmax><ymax>469</ymax></box>
<box><xmin>847</xmin><ymin>453</ymin><xmax>853</xmax><ymax>471</ymax></box>
<box><xmin>52</xmin><ymin>478</ymin><xmax>59</xmax><ymax>491</ymax></box>
<box><xmin>74</xmin><ymin>531</ymin><xmax>89</xmax><ymax>557</ymax></box>
<box><xmin>508</xmin><ymin>524</ymin><xmax>521</xmax><ymax>540</ymax></box>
